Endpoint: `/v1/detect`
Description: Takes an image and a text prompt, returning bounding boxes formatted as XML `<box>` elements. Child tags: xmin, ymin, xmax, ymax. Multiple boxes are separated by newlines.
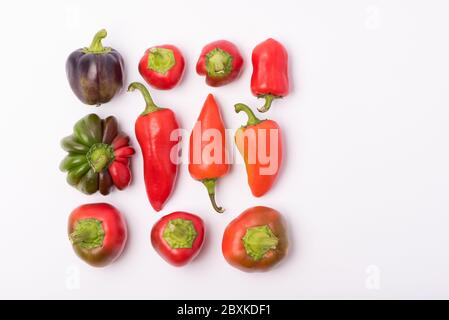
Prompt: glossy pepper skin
<box><xmin>128</xmin><ymin>82</ymin><xmax>180</xmax><ymax>211</ymax></box>
<box><xmin>251</xmin><ymin>38</ymin><xmax>290</xmax><ymax>112</ymax></box>
<box><xmin>66</xmin><ymin>29</ymin><xmax>124</xmax><ymax>106</ymax></box>
<box><xmin>68</xmin><ymin>203</ymin><xmax>127</xmax><ymax>267</ymax></box>
<box><xmin>139</xmin><ymin>44</ymin><xmax>185</xmax><ymax>90</ymax></box>
<box><xmin>189</xmin><ymin>94</ymin><xmax>229</xmax><ymax>213</ymax></box>
<box><xmin>196</xmin><ymin>40</ymin><xmax>243</xmax><ymax>87</ymax></box>
<box><xmin>222</xmin><ymin>206</ymin><xmax>288</xmax><ymax>272</ymax></box>
<box><xmin>151</xmin><ymin>212</ymin><xmax>205</xmax><ymax>267</ymax></box>
<box><xmin>60</xmin><ymin>114</ymin><xmax>135</xmax><ymax>195</ymax></box>
<box><xmin>234</xmin><ymin>103</ymin><xmax>283</xmax><ymax>197</ymax></box>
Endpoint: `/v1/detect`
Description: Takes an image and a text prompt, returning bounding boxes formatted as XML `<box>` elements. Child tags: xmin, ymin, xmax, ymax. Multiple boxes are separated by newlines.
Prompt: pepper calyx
<box><xmin>69</xmin><ymin>218</ymin><xmax>105</xmax><ymax>249</ymax></box>
<box><xmin>82</xmin><ymin>29</ymin><xmax>112</xmax><ymax>54</ymax></box>
<box><xmin>242</xmin><ymin>225</ymin><xmax>279</xmax><ymax>261</ymax></box>
<box><xmin>205</xmin><ymin>48</ymin><xmax>233</xmax><ymax>78</ymax></box>
<box><xmin>148</xmin><ymin>47</ymin><xmax>176</xmax><ymax>74</ymax></box>
<box><xmin>86</xmin><ymin>143</ymin><xmax>115</xmax><ymax>173</ymax></box>
<box><xmin>162</xmin><ymin>218</ymin><xmax>198</xmax><ymax>249</ymax></box>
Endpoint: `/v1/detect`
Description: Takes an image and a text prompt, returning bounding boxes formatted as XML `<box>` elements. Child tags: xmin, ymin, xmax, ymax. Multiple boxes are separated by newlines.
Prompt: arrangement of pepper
<box><xmin>60</xmin><ymin>114</ymin><xmax>135</xmax><ymax>195</ymax></box>
<box><xmin>189</xmin><ymin>94</ymin><xmax>229</xmax><ymax>213</ymax></box>
<box><xmin>63</xmin><ymin>31</ymin><xmax>292</xmax><ymax>272</ymax></box>
<box><xmin>128</xmin><ymin>82</ymin><xmax>181</xmax><ymax>211</ymax></box>
<box><xmin>251</xmin><ymin>38</ymin><xmax>290</xmax><ymax>113</ymax></box>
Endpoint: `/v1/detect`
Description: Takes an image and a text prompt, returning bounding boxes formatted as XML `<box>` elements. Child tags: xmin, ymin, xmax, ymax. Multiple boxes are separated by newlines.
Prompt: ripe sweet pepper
<box><xmin>196</xmin><ymin>40</ymin><xmax>243</xmax><ymax>87</ymax></box>
<box><xmin>139</xmin><ymin>44</ymin><xmax>185</xmax><ymax>90</ymax></box>
<box><xmin>128</xmin><ymin>82</ymin><xmax>180</xmax><ymax>211</ymax></box>
<box><xmin>234</xmin><ymin>103</ymin><xmax>283</xmax><ymax>197</ymax></box>
<box><xmin>189</xmin><ymin>94</ymin><xmax>229</xmax><ymax>213</ymax></box>
<box><xmin>251</xmin><ymin>38</ymin><xmax>290</xmax><ymax>112</ymax></box>
<box><xmin>60</xmin><ymin>114</ymin><xmax>135</xmax><ymax>195</ymax></box>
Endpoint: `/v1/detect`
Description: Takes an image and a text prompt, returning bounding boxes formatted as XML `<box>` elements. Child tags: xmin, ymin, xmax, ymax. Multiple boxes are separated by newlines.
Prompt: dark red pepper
<box><xmin>128</xmin><ymin>82</ymin><xmax>180</xmax><ymax>211</ymax></box>
<box><xmin>151</xmin><ymin>212</ymin><xmax>205</xmax><ymax>267</ymax></box>
<box><xmin>138</xmin><ymin>44</ymin><xmax>185</xmax><ymax>90</ymax></box>
<box><xmin>251</xmin><ymin>38</ymin><xmax>290</xmax><ymax>113</ymax></box>
<box><xmin>196</xmin><ymin>40</ymin><xmax>243</xmax><ymax>87</ymax></box>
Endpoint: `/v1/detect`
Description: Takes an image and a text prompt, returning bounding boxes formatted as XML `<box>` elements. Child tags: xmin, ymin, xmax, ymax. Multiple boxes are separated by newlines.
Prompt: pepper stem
<box><xmin>257</xmin><ymin>94</ymin><xmax>276</xmax><ymax>113</ymax></box>
<box><xmin>69</xmin><ymin>218</ymin><xmax>105</xmax><ymax>249</ymax></box>
<box><xmin>84</xmin><ymin>29</ymin><xmax>111</xmax><ymax>54</ymax></box>
<box><xmin>202</xmin><ymin>179</ymin><xmax>224</xmax><ymax>213</ymax></box>
<box><xmin>234</xmin><ymin>103</ymin><xmax>262</xmax><ymax>126</ymax></box>
<box><xmin>127</xmin><ymin>82</ymin><xmax>161</xmax><ymax>115</ymax></box>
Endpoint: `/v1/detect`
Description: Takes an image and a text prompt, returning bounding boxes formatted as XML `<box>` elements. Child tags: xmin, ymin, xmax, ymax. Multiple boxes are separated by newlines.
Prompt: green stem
<box><xmin>234</xmin><ymin>103</ymin><xmax>262</xmax><ymax>126</ymax></box>
<box><xmin>257</xmin><ymin>94</ymin><xmax>276</xmax><ymax>113</ymax></box>
<box><xmin>69</xmin><ymin>218</ymin><xmax>105</xmax><ymax>249</ymax></box>
<box><xmin>202</xmin><ymin>179</ymin><xmax>224</xmax><ymax>213</ymax></box>
<box><xmin>84</xmin><ymin>29</ymin><xmax>111</xmax><ymax>54</ymax></box>
<box><xmin>127</xmin><ymin>82</ymin><xmax>161</xmax><ymax>115</ymax></box>
<box><xmin>242</xmin><ymin>225</ymin><xmax>279</xmax><ymax>261</ymax></box>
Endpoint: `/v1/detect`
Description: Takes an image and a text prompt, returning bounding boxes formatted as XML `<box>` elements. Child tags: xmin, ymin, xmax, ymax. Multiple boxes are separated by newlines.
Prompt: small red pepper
<box><xmin>234</xmin><ymin>103</ymin><xmax>283</xmax><ymax>197</ymax></box>
<box><xmin>139</xmin><ymin>44</ymin><xmax>185</xmax><ymax>90</ymax></box>
<box><xmin>251</xmin><ymin>38</ymin><xmax>290</xmax><ymax>112</ymax></box>
<box><xmin>68</xmin><ymin>203</ymin><xmax>127</xmax><ymax>267</ymax></box>
<box><xmin>222</xmin><ymin>206</ymin><xmax>288</xmax><ymax>272</ymax></box>
<box><xmin>151</xmin><ymin>212</ymin><xmax>205</xmax><ymax>267</ymax></box>
<box><xmin>128</xmin><ymin>82</ymin><xmax>180</xmax><ymax>211</ymax></box>
<box><xmin>189</xmin><ymin>94</ymin><xmax>229</xmax><ymax>213</ymax></box>
<box><xmin>196</xmin><ymin>40</ymin><xmax>243</xmax><ymax>87</ymax></box>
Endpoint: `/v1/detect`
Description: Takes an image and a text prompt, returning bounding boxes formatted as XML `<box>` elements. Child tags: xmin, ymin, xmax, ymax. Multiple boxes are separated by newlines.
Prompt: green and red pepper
<box><xmin>222</xmin><ymin>206</ymin><xmax>288</xmax><ymax>272</ymax></box>
<box><xmin>68</xmin><ymin>203</ymin><xmax>128</xmax><ymax>267</ymax></box>
<box><xmin>60</xmin><ymin>114</ymin><xmax>135</xmax><ymax>195</ymax></box>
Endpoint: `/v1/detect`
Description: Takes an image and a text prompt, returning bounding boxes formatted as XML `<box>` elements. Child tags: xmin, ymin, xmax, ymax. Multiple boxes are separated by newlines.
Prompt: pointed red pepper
<box><xmin>196</xmin><ymin>40</ymin><xmax>243</xmax><ymax>87</ymax></box>
<box><xmin>189</xmin><ymin>94</ymin><xmax>230</xmax><ymax>213</ymax></box>
<box><xmin>251</xmin><ymin>38</ymin><xmax>290</xmax><ymax>113</ymax></box>
<box><xmin>128</xmin><ymin>82</ymin><xmax>181</xmax><ymax>211</ymax></box>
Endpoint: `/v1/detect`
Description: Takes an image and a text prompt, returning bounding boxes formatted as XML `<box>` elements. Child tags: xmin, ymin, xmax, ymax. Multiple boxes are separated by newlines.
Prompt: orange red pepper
<box><xmin>189</xmin><ymin>94</ymin><xmax>229</xmax><ymax>213</ymax></box>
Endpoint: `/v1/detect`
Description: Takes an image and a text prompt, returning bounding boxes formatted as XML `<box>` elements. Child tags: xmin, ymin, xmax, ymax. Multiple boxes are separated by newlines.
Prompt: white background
<box><xmin>0</xmin><ymin>0</ymin><xmax>448</xmax><ymax>299</ymax></box>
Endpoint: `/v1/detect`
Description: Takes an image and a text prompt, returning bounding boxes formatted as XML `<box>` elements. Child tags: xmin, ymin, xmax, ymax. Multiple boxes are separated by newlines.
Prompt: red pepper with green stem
<box><xmin>196</xmin><ymin>40</ymin><xmax>243</xmax><ymax>87</ymax></box>
<box><xmin>222</xmin><ymin>206</ymin><xmax>288</xmax><ymax>272</ymax></box>
<box><xmin>139</xmin><ymin>44</ymin><xmax>185</xmax><ymax>90</ymax></box>
<box><xmin>189</xmin><ymin>94</ymin><xmax>229</xmax><ymax>213</ymax></box>
<box><xmin>68</xmin><ymin>203</ymin><xmax>127</xmax><ymax>267</ymax></box>
<box><xmin>251</xmin><ymin>38</ymin><xmax>290</xmax><ymax>112</ymax></box>
<box><xmin>234</xmin><ymin>103</ymin><xmax>283</xmax><ymax>197</ymax></box>
<box><xmin>151</xmin><ymin>212</ymin><xmax>205</xmax><ymax>267</ymax></box>
<box><xmin>128</xmin><ymin>82</ymin><xmax>180</xmax><ymax>211</ymax></box>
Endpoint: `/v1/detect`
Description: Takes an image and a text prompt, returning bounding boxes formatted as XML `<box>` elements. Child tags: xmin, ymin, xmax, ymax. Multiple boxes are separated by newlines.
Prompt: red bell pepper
<box><xmin>196</xmin><ymin>40</ymin><xmax>243</xmax><ymax>87</ymax></box>
<box><xmin>139</xmin><ymin>44</ymin><xmax>185</xmax><ymax>90</ymax></box>
<box><xmin>189</xmin><ymin>94</ymin><xmax>230</xmax><ymax>213</ymax></box>
<box><xmin>151</xmin><ymin>212</ymin><xmax>205</xmax><ymax>267</ymax></box>
<box><xmin>222</xmin><ymin>206</ymin><xmax>288</xmax><ymax>272</ymax></box>
<box><xmin>251</xmin><ymin>38</ymin><xmax>290</xmax><ymax>112</ymax></box>
<box><xmin>234</xmin><ymin>103</ymin><xmax>283</xmax><ymax>197</ymax></box>
<box><xmin>128</xmin><ymin>82</ymin><xmax>180</xmax><ymax>211</ymax></box>
<box><xmin>68</xmin><ymin>203</ymin><xmax>127</xmax><ymax>267</ymax></box>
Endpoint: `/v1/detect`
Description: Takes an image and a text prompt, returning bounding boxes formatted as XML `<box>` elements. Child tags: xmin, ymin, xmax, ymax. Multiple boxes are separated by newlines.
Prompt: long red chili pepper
<box><xmin>251</xmin><ymin>38</ymin><xmax>290</xmax><ymax>113</ymax></box>
<box><xmin>128</xmin><ymin>82</ymin><xmax>180</xmax><ymax>211</ymax></box>
<box><xmin>234</xmin><ymin>103</ymin><xmax>283</xmax><ymax>197</ymax></box>
<box><xmin>189</xmin><ymin>94</ymin><xmax>229</xmax><ymax>213</ymax></box>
